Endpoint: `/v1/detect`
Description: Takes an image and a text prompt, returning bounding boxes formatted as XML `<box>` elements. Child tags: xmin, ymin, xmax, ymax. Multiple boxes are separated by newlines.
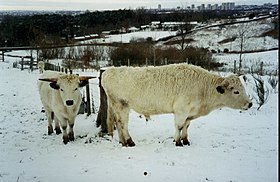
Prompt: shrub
<box><xmin>251</xmin><ymin>74</ymin><xmax>269</xmax><ymax>110</ymax></box>
<box><xmin>182</xmin><ymin>47</ymin><xmax>221</xmax><ymax>70</ymax></box>
<box><xmin>109</xmin><ymin>44</ymin><xmax>222</xmax><ymax>69</ymax></box>
<box><xmin>223</xmin><ymin>48</ymin><xmax>229</xmax><ymax>53</ymax></box>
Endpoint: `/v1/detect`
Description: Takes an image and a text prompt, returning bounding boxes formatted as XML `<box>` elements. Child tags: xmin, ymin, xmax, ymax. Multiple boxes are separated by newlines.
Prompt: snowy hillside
<box><xmin>79</xmin><ymin>16</ymin><xmax>278</xmax><ymax>54</ymax></box>
<box><xmin>0</xmin><ymin>51</ymin><xmax>278</xmax><ymax>182</ymax></box>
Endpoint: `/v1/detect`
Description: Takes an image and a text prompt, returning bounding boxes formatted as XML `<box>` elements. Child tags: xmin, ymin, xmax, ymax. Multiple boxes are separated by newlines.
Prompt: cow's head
<box><xmin>40</xmin><ymin>75</ymin><xmax>95</xmax><ymax>107</ymax></box>
<box><xmin>216</xmin><ymin>75</ymin><xmax>252</xmax><ymax>110</ymax></box>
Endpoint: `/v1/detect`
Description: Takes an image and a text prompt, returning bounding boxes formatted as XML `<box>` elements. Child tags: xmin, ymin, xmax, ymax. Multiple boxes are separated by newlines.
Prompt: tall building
<box><xmin>211</xmin><ymin>4</ymin><xmax>219</xmax><ymax>10</ymax></box>
<box><xmin>221</xmin><ymin>2</ymin><xmax>235</xmax><ymax>10</ymax></box>
<box><xmin>158</xmin><ymin>4</ymin><xmax>161</xmax><ymax>11</ymax></box>
<box><xmin>201</xmin><ymin>4</ymin><xmax>205</xmax><ymax>10</ymax></box>
<box><xmin>191</xmin><ymin>4</ymin><xmax>195</xmax><ymax>10</ymax></box>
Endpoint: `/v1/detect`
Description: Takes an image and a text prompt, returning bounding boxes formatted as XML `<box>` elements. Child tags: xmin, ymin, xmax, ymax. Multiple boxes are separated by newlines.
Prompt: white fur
<box><xmin>101</xmin><ymin>63</ymin><xmax>252</xmax><ymax>146</ymax></box>
<box><xmin>38</xmin><ymin>71</ymin><xmax>83</xmax><ymax>144</ymax></box>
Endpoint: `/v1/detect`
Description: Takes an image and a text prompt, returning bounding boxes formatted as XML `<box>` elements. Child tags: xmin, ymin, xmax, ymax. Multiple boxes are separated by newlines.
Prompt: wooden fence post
<box><xmin>259</xmin><ymin>61</ymin><xmax>264</xmax><ymax>76</ymax></box>
<box><xmin>21</xmin><ymin>57</ymin><xmax>24</xmax><ymax>71</ymax></box>
<box><xmin>86</xmin><ymin>84</ymin><xmax>91</xmax><ymax>116</ymax></box>
<box><xmin>1</xmin><ymin>51</ymin><xmax>4</xmax><ymax>62</ymax></box>
<box><xmin>30</xmin><ymin>56</ymin><xmax>34</xmax><ymax>72</ymax></box>
<box><xmin>233</xmin><ymin>60</ymin><xmax>237</xmax><ymax>74</ymax></box>
<box><xmin>96</xmin><ymin>69</ymin><xmax>108</xmax><ymax>135</ymax></box>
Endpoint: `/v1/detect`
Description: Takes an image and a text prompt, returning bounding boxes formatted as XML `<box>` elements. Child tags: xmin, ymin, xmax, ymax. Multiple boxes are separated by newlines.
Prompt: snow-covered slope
<box><xmin>0</xmin><ymin>55</ymin><xmax>278</xmax><ymax>181</ymax></box>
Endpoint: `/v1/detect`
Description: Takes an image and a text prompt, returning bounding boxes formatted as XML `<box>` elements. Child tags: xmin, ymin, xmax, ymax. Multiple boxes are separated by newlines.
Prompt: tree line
<box><xmin>0</xmin><ymin>9</ymin><xmax>242</xmax><ymax>47</ymax></box>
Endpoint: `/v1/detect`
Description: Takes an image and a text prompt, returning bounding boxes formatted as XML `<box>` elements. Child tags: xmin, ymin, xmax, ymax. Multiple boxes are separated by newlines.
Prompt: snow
<box><xmin>0</xmin><ymin>51</ymin><xmax>278</xmax><ymax>182</ymax></box>
<box><xmin>215</xmin><ymin>50</ymin><xmax>278</xmax><ymax>74</ymax></box>
<box><xmin>0</xmin><ymin>16</ymin><xmax>278</xmax><ymax>181</ymax></box>
<box><xmin>84</xmin><ymin>30</ymin><xmax>177</xmax><ymax>44</ymax></box>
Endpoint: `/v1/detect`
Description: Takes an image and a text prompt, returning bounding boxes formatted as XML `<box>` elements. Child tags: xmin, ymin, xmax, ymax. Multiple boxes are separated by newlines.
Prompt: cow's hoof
<box><xmin>48</xmin><ymin>126</ymin><xmax>54</xmax><ymax>135</ymax></box>
<box><xmin>183</xmin><ymin>139</ymin><xmax>190</xmax><ymax>146</ymax></box>
<box><xmin>68</xmin><ymin>133</ymin><xmax>75</xmax><ymax>141</ymax></box>
<box><xmin>175</xmin><ymin>141</ymin><xmax>184</xmax><ymax>147</ymax></box>
<box><xmin>55</xmin><ymin>127</ymin><xmax>61</xmax><ymax>135</ymax></box>
<box><xmin>127</xmin><ymin>138</ymin><xmax>135</xmax><ymax>147</ymax></box>
<box><xmin>63</xmin><ymin>136</ymin><xmax>69</xmax><ymax>144</ymax></box>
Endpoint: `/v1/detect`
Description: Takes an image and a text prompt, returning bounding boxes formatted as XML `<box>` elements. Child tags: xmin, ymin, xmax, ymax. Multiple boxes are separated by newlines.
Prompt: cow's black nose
<box><xmin>66</xmin><ymin>100</ymin><xmax>74</xmax><ymax>106</ymax></box>
<box><xmin>248</xmin><ymin>102</ymin><xmax>253</xmax><ymax>108</ymax></box>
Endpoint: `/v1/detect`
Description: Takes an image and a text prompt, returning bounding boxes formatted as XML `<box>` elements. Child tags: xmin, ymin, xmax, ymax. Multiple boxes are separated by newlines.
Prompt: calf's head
<box><xmin>216</xmin><ymin>75</ymin><xmax>252</xmax><ymax>110</ymax></box>
<box><xmin>40</xmin><ymin>75</ymin><xmax>95</xmax><ymax>107</ymax></box>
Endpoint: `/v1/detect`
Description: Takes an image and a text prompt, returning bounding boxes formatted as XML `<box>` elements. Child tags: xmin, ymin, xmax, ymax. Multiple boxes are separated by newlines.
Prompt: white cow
<box><xmin>101</xmin><ymin>63</ymin><xmax>252</xmax><ymax>147</ymax></box>
<box><xmin>38</xmin><ymin>61</ymin><xmax>45</xmax><ymax>74</ymax></box>
<box><xmin>38</xmin><ymin>70</ymin><xmax>95</xmax><ymax>144</ymax></box>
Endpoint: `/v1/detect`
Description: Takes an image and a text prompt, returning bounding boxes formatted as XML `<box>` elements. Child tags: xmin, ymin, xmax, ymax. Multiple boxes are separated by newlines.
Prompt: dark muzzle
<box><xmin>66</xmin><ymin>100</ymin><xmax>74</xmax><ymax>106</ymax></box>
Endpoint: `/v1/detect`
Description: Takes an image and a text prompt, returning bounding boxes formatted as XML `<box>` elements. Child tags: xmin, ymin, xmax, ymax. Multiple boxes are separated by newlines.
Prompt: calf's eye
<box><xmin>234</xmin><ymin>91</ymin><xmax>239</xmax><ymax>94</ymax></box>
<box><xmin>74</xmin><ymin>88</ymin><xmax>78</xmax><ymax>91</ymax></box>
<box><xmin>60</xmin><ymin>89</ymin><xmax>64</xmax><ymax>91</ymax></box>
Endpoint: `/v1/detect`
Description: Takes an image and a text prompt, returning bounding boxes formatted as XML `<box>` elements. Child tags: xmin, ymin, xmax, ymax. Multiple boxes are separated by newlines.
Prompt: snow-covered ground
<box><xmin>188</xmin><ymin>19</ymin><xmax>277</xmax><ymax>52</ymax></box>
<box><xmin>83</xmin><ymin>30</ymin><xmax>177</xmax><ymax>44</ymax></box>
<box><xmin>0</xmin><ymin>16</ymin><xmax>278</xmax><ymax>181</ymax></box>
<box><xmin>0</xmin><ymin>50</ymin><xmax>278</xmax><ymax>182</ymax></box>
<box><xmin>215</xmin><ymin>49</ymin><xmax>278</xmax><ymax>74</ymax></box>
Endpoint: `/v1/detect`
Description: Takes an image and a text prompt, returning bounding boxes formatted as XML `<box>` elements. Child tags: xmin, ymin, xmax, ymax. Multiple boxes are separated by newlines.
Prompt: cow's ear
<box><xmin>216</xmin><ymin>86</ymin><xmax>225</xmax><ymax>94</ymax></box>
<box><xmin>79</xmin><ymin>80</ymin><xmax>89</xmax><ymax>87</ymax></box>
<box><xmin>50</xmin><ymin>82</ymin><xmax>60</xmax><ymax>90</ymax></box>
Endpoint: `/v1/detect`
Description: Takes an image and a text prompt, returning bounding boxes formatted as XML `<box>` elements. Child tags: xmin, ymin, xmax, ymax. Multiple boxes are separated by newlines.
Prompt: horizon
<box><xmin>0</xmin><ymin>0</ymin><xmax>278</xmax><ymax>11</ymax></box>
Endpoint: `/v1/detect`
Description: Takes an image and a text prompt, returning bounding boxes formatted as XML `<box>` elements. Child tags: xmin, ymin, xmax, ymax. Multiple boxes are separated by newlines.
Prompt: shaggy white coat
<box><xmin>101</xmin><ymin>63</ymin><xmax>252</xmax><ymax>146</ymax></box>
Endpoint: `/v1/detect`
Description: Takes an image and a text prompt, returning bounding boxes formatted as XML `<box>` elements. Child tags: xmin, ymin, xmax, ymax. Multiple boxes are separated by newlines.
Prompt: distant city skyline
<box><xmin>0</xmin><ymin>0</ymin><xmax>278</xmax><ymax>11</ymax></box>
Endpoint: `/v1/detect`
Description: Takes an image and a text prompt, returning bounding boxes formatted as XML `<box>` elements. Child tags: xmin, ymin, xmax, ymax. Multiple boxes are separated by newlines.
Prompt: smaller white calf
<box><xmin>38</xmin><ymin>70</ymin><xmax>95</xmax><ymax>144</ymax></box>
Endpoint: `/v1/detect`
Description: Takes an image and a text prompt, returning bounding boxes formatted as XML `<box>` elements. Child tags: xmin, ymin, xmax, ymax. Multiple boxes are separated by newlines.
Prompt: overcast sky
<box><xmin>0</xmin><ymin>0</ymin><xmax>278</xmax><ymax>11</ymax></box>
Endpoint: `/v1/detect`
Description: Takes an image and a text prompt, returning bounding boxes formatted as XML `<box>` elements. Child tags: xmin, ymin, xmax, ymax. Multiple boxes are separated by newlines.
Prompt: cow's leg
<box><xmin>181</xmin><ymin>119</ymin><xmax>191</xmax><ymax>146</ymax></box>
<box><xmin>116</xmin><ymin>117</ymin><xmax>126</xmax><ymax>145</ymax></box>
<box><xmin>174</xmin><ymin>113</ymin><xmax>188</xmax><ymax>147</ymax></box>
<box><xmin>118</xmin><ymin>107</ymin><xmax>135</xmax><ymax>147</ymax></box>
<box><xmin>59</xmin><ymin>119</ymin><xmax>69</xmax><ymax>144</ymax></box>
<box><xmin>106</xmin><ymin>100</ymin><xmax>115</xmax><ymax>137</ymax></box>
<box><xmin>68</xmin><ymin>119</ymin><xmax>75</xmax><ymax>142</ymax></box>
<box><xmin>54</xmin><ymin>115</ymin><xmax>61</xmax><ymax>135</ymax></box>
<box><xmin>107</xmin><ymin>98</ymin><xmax>127</xmax><ymax>145</ymax></box>
<box><xmin>46</xmin><ymin>110</ymin><xmax>54</xmax><ymax>135</ymax></box>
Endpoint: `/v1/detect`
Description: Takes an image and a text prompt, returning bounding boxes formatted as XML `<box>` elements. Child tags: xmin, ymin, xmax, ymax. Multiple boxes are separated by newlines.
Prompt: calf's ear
<box><xmin>50</xmin><ymin>82</ymin><xmax>60</xmax><ymax>90</ymax></box>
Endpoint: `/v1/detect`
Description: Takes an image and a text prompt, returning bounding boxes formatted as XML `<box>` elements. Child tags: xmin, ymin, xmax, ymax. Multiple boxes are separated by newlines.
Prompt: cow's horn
<box><xmin>79</xmin><ymin>76</ymin><xmax>96</xmax><ymax>81</ymax></box>
<box><xmin>39</xmin><ymin>78</ymin><xmax>58</xmax><ymax>82</ymax></box>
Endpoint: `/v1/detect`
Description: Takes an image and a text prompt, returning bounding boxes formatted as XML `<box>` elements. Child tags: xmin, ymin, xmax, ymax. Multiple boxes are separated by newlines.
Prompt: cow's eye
<box><xmin>74</xmin><ymin>88</ymin><xmax>78</xmax><ymax>91</ymax></box>
<box><xmin>60</xmin><ymin>89</ymin><xmax>64</xmax><ymax>91</ymax></box>
<box><xmin>234</xmin><ymin>91</ymin><xmax>239</xmax><ymax>94</ymax></box>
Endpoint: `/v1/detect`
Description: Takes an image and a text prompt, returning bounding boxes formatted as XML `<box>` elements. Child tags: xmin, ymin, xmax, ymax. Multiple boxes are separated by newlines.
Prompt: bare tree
<box><xmin>81</xmin><ymin>46</ymin><xmax>95</xmax><ymax>69</ymax></box>
<box><xmin>93</xmin><ymin>45</ymin><xmax>106</xmax><ymax>70</ymax></box>
<box><xmin>175</xmin><ymin>13</ymin><xmax>193</xmax><ymax>52</ymax></box>
<box><xmin>234</xmin><ymin>22</ymin><xmax>256</xmax><ymax>73</ymax></box>
<box><xmin>63</xmin><ymin>46</ymin><xmax>76</xmax><ymax>70</ymax></box>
